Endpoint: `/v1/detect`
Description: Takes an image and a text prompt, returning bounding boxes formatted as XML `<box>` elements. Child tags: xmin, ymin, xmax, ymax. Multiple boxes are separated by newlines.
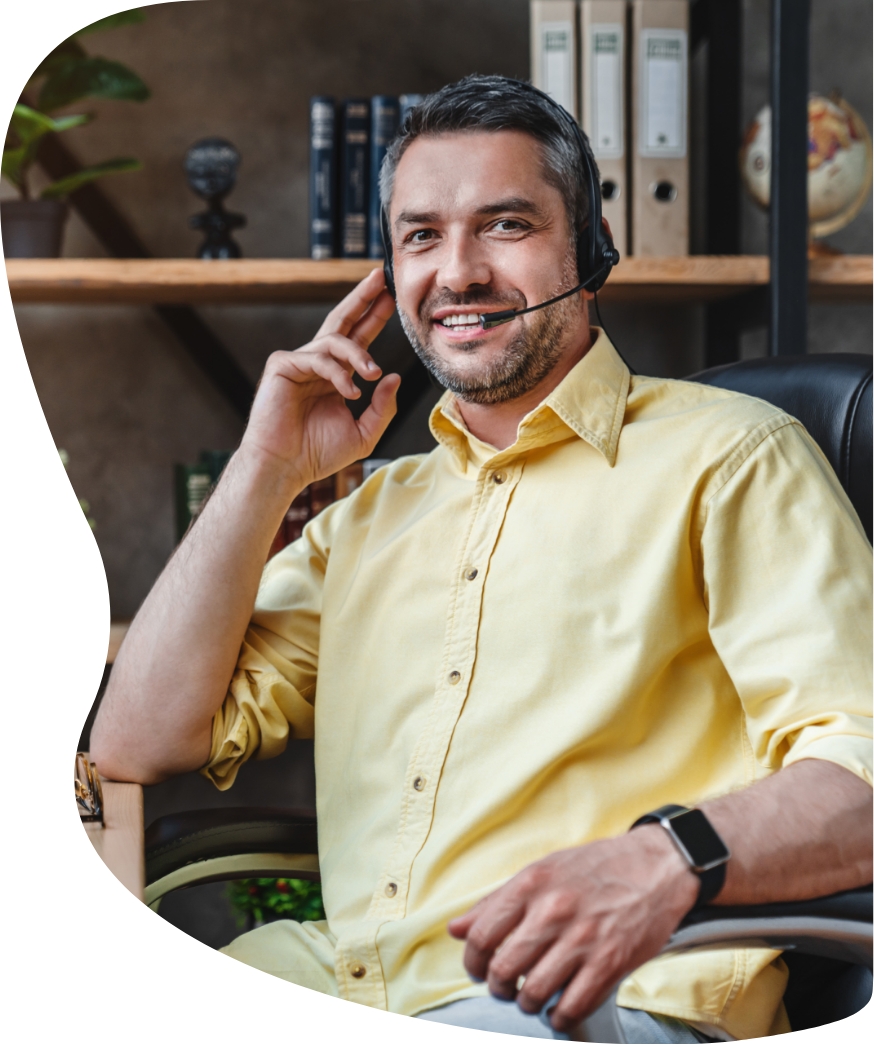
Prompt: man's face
<box><xmin>388</xmin><ymin>130</ymin><xmax>586</xmax><ymax>404</ymax></box>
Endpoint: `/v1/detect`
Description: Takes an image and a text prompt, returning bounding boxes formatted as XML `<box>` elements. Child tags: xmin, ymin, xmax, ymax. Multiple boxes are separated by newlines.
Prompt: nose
<box><xmin>435</xmin><ymin>227</ymin><xmax>493</xmax><ymax>295</ymax></box>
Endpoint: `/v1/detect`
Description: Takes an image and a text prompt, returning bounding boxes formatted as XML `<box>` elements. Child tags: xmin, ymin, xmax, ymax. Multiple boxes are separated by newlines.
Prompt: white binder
<box><xmin>531</xmin><ymin>1</ymin><xmax>580</xmax><ymax>120</ymax></box>
<box><xmin>580</xmin><ymin>1</ymin><xmax>628</xmax><ymax>257</ymax></box>
<box><xmin>631</xmin><ymin>0</ymin><xmax>689</xmax><ymax>255</ymax></box>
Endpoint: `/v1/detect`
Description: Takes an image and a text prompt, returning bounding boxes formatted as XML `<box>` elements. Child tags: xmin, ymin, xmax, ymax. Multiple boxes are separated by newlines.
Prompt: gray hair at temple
<box><xmin>378</xmin><ymin>75</ymin><xmax>593</xmax><ymax>239</ymax></box>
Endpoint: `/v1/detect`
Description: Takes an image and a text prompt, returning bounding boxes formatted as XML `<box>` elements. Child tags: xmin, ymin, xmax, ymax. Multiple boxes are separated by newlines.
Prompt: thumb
<box><xmin>356</xmin><ymin>372</ymin><xmax>401</xmax><ymax>451</ymax></box>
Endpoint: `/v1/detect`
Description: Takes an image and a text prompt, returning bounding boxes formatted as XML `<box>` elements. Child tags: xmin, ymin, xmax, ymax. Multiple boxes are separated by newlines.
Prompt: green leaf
<box><xmin>38</xmin><ymin>57</ymin><xmax>150</xmax><ymax>112</ymax></box>
<box><xmin>30</xmin><ymin>39</ymin><xmax>87</xmax><ymax>80</ymax></box>
<box><xmin>41</xmin><ymin>157</ymin><xmax>141</xmax><ymax>199</ymax></box>
<box><xmin>3</xmin><ymin>106</ymin><xmax>90</xmax><ymax>191</ymax></box>
<box><xmin>74</xmin><ymin>9</ymin><xmax>146</xmax><ymax>36</ymax></box>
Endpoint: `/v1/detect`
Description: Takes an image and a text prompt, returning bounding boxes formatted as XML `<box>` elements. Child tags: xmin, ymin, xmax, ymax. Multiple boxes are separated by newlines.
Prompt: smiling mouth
<box><xmin>436</xmin><ymin>312</ymin><xmax>482</xmax><ymax>331</ymax></box>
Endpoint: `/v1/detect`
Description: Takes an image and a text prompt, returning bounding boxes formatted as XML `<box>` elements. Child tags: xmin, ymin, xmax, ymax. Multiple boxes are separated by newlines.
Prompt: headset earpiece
<box><xmin>380</xmin><ymin>204</ymin><xmax>396</xmax><ymax>299</ymax></box>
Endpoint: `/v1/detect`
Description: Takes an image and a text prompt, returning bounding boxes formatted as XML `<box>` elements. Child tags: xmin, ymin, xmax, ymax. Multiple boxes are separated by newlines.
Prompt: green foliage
<box><xmin>227</xmin><ymin>879</ymin><xmax>325</xmax><ymax>929</ymax></box>
<box><xmin>38</xmin><ymin>57</ymin><xmax>150</xmax><ymax>113</ymax></box>
<box><xmin>2</xmin><ymin>10</ymin><xmax>148</xmax><ymax>200</ymax></box>
<box><xmin>74</xmin><ymin>9</ymin><xmax>147</xmax><ymax>36</ymax></box>
<box><xmin>42</xmin><ymin>157</ymin><xmax>141</xmax><ymax>199</ymax></box>
<box><xmin>2</xmin><ymin>105</ymin><xmax>90</xmax><ymax>191</ymax></box>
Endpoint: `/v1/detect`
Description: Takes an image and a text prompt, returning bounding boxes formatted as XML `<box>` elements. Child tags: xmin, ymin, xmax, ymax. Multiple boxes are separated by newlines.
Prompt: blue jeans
<box><xmin>417</xmin><ymin>995</ymin><xmax>716</xmax><ymax>1041</ymax></box>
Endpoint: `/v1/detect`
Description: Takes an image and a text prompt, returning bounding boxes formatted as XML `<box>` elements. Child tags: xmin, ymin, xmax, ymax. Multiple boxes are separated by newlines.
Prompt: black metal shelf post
<box><xmin>769</xmin><ymin>0</ymin><xmax>811</xmax><ymax>355</ymax></box>
<box><xmin>698</xmin><ymin>0</ymin><xmax>744</xmax><ymax>368</ymax></box>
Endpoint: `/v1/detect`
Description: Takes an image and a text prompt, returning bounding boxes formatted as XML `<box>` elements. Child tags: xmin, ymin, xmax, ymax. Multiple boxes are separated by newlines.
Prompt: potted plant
<box><xmin>1</xmin><ymin>9</ymin><xmax>150</xmax><ymax>258</ymax></box>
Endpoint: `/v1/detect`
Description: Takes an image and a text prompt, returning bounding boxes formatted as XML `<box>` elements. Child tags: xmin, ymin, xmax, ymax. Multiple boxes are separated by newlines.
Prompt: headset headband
<box><xmin>380</xmin><ymin>78</ymin><xmax>618</xmax><ymax>297</ymax></box>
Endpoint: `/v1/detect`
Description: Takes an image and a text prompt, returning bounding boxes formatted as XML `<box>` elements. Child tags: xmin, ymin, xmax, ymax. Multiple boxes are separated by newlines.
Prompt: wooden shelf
<box><xmin>7</xmin><ymin>255</ymin><xmax>872</xmax><ymax>306</ymax></box>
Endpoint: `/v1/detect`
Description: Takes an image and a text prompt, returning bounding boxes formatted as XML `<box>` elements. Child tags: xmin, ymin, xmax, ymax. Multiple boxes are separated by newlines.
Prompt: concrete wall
<box><xmin>7</xmin><ymin>0</ymin><xmax>872</xmax><ymax>619</ymax></box>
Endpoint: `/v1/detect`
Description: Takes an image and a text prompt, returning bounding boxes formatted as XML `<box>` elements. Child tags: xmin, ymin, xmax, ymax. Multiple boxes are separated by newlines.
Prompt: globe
<box><xmin>740</xmin><ymin>93</ymin><xmax>872</xmax><ymax>244</ymax></box>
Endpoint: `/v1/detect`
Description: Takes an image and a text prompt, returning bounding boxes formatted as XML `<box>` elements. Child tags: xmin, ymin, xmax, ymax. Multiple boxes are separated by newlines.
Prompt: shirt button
<box><xmin>492</xmin><ymin>471</ymin><xmax>507</xmax><ymax>485</ymax></box>
<box><xmin>413</xmin><ymin>776</ymin><xmax>426</xmax><ymax>791</ymax></box>
<box><xmin>350</xmin><ymin>962</ymin><xmax>367</xmax><ymax>978</ymax></box>
<box><xmin>385</xmin><ymin>882</ymin><xmax>398</xmax><ymax>897</ymax></box>
<box><xmin>448</xmin><ymin>670</ymin><xmax>461</xmax><ymax>685</ymax></box>
<box><xmin>465</xmin><ymin>567</ymin><xmax>478</xmax><ymax>581</ymax></box>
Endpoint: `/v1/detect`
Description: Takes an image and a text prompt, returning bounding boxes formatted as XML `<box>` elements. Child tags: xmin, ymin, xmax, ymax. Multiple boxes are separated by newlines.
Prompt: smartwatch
<box><xmin>630</xmin><ymin>804</ymin><xmax>730</xmax><ymax>908</ymax></box>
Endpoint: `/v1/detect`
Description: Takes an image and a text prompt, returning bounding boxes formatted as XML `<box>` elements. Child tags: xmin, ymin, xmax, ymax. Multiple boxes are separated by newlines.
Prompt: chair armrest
<box><xmin>665</xmin><ymin>885</ymin><xmax>873</xmax><ymax>967</ymax></box>
<box><xmin>572</xmin><ymin>886</ymin><xmax>873</xmax><ymax>1043</ymax></box>
<box><xmin>144</xmin><ymin>807</ymin><xmax>319</xmax><ymax>908</ymax></box>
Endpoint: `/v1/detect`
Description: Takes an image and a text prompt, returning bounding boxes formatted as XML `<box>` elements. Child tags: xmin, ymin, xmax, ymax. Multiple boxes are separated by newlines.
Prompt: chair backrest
<box><xmin>688</xmin><ymin>354</ymin><xmax>872</xmax><ymax>542</ymax></box>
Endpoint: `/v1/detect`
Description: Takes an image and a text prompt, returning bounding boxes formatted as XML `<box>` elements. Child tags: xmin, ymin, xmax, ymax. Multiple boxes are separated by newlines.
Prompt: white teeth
<box><xmin>440</xmin><ymin>313</ymin><xmax>480</xmax><ymax>327</ymax></box>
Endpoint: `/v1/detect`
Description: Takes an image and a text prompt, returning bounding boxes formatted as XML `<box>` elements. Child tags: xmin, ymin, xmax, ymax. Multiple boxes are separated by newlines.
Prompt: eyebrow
<box><xmin>394</xmin><ymin>197</ymin><xmax>546</xmax><ymax>229</ymax></box>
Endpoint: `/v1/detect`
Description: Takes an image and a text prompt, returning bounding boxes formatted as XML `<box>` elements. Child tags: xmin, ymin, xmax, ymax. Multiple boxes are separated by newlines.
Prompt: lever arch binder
<box><xmin>631</xmin><ymin>0</ymin><xmax>689</xmax><ymax>255</ymax></box>
<box><xmin>580</xmin><ymin>1</ymin><xmax>628</xmax><ymax>257</ymax></box>
<box><xmin>531</xmin><ymin>1</ymin><xmax>580</xmax><ymax>120</ymax></box>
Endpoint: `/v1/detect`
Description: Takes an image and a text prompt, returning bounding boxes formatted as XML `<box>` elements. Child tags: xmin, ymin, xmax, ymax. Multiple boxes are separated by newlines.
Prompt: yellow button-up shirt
<box><xmin>206</xmin><ymin>331</ymin><xmax>872</xmax><ymax>1039</ymax></box>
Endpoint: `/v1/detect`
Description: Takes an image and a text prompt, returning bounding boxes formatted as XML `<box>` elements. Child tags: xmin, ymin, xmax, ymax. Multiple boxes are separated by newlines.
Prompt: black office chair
<box><xmin>144</xmin><ymin>353</ymin><xmax>873</xmax><ymax>1040</ymax></box>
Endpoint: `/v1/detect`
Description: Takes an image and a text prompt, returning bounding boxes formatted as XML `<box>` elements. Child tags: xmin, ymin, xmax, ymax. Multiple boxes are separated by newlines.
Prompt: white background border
<box><xmin>1</xmin><ymin>2</ymin><xmax>870</xmax><ymax>1042</ymax></box>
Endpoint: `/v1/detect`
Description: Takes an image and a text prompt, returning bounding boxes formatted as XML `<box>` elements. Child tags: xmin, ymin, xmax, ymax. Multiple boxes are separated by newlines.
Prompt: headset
<box><xmin>379</xmin><ymin>78</ymin><xmax>620</xmax><ymax>330</ymax></box>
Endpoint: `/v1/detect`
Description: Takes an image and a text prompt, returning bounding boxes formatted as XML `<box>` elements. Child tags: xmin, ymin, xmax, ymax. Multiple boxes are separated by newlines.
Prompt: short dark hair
<box><xmin>379</xmin><ymin>75</ymin><xmax>592</xmax><ymax>235</ymax></box>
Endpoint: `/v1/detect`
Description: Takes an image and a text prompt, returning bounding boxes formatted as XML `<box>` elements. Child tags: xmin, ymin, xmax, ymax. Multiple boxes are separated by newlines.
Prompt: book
<box><xmin>630</xmin><ymin>0</ymin><xmax>689</xmax><ymax>256</ymax></box>
<box><xmin>174</xmin><ymin>451</ymin><xmax>232</xmax><ymax>542</ymax></box>
<box><xmin>580</xmin><ymin>1</ymin><xmax>628</xmax><ymax>258</ymax></box>
<box><xmin>399</xmin><ymin>93</ymin><xmax>424</xmax><ymax>126</ymax></box>
<box><xmin>530</xmin><ymin>1</ymin><xmax>579</xmax><ymax>120</ymax></box>
<box><xmin>174</xmin><ymin>463</ymin><xmax>213</xmax><ymax>542</ymax></box>
<box><xmin>368</xmin><ymin>96</ymin><xmax>400</xmax><ymax>258</ymax></box>
<box><xmin>340</xmin><ymin>99</ymin><xmax>371</xmax><ymax>258</ymax></box>
<box><xmin>309</xmin><ymin>96</ymin><xmax>338</xmax><ymax>260</ymax></box>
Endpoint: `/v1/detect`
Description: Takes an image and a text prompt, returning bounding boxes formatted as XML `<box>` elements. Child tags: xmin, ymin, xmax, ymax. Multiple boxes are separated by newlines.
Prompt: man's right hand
<box><xmin>90</xmin><ymin>268</ymin><xmax>401</xmax><ymax>785</ymax></box>
<box><xmin>242</xmin><ymin>266</ymin><xmax>401</xmax><ymax>490</ymax></box>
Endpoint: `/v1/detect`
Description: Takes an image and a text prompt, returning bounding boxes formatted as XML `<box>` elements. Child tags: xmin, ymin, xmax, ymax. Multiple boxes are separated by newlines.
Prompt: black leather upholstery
<box><xmin>680</xmin><ymin>884</ymin><xmax>872</xmax><ymax>928</ymax></box>
<box><xmin>145</xmin><ymin>807</ymin><xmax>318</xmax><ymax>884</ymax></box>
<box><xmin>687</xmin><ymin>353</ymin><xmax>873</xmax><ymax>541</ymax></box>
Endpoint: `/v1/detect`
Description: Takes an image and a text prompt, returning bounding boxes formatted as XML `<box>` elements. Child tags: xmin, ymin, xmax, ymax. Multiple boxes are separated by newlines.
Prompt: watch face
<box><xmin>669</xmin><ymin>809</ymin><xmax>730</xmax><ymax>870</ymax></box>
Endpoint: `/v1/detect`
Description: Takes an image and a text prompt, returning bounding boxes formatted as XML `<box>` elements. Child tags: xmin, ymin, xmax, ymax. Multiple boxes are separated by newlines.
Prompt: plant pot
<box><xmin>0</xmin><ymin>199</ymin><xmax>68</xmax><ymax>258</ymax></box>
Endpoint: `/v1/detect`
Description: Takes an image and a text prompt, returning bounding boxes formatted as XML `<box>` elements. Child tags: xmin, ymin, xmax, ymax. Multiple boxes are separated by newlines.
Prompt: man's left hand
<box><xmin>447</xmin><ymin>827</ymin><xmax>699</xmax><ymax>1034</ymax></box>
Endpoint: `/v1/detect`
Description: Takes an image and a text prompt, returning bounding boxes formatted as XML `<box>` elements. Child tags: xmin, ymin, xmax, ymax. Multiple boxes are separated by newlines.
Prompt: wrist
<box><xmin>234</xmin><ymin>440</ymin><xmax>308</xmax><ymax>502</ymax></box>
<box><xmin>632</xmin><ymin>823</ymin><xmax>702</xmax><ymax>917</ymax></box>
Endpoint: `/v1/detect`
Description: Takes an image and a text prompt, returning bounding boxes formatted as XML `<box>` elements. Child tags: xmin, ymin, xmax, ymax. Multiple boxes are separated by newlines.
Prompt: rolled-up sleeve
<box><xmin>201</xmin><ymin>507</ymin><xmax>336</xmax><ymax>790</ymax></box>
<box><xmin>701</xmin><ymin>419</ymin><xmax>873</xmax><ymax>786</ymax></box>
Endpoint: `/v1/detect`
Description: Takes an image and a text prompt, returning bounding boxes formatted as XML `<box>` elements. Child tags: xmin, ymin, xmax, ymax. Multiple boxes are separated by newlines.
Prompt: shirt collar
<box><xmin>429</xmin><ymin>328</ymin><xmax>630</xmax><ymax>470</ymax></box>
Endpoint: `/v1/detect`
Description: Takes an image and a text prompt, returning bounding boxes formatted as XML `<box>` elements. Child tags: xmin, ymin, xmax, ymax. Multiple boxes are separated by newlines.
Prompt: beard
<box><xmin>397</xmin><ymin>269</ymin><xmax>585</xmax><ymax>406</ymax></box>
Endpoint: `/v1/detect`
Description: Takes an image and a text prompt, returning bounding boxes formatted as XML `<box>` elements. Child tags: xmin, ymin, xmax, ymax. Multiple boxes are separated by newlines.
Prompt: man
<box><xmin>91</xmin><ymin>77</ymin><xmax>872</xmax><ymax>1041</ymax></box>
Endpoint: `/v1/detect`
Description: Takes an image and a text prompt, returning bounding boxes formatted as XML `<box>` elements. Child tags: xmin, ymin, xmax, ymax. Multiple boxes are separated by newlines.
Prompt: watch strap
<box><xmin>631</xmin><ymin>805</ymin><xmax>727</xmax><ymax>909</ymax></box>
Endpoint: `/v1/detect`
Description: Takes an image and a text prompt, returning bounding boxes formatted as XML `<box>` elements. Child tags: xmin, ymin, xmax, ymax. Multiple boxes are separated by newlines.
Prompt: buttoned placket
<box><xmin>333</xmin><ymin>455</ymin><xmax>523</xmax><ymax>1007</ymax></box>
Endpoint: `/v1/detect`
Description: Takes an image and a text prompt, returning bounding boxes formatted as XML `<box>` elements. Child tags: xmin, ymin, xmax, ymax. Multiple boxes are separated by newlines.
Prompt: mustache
<box><xmin>420</xmin><ymin>288</ymin><xmax>527</xmax><ymax>320</ymax></box>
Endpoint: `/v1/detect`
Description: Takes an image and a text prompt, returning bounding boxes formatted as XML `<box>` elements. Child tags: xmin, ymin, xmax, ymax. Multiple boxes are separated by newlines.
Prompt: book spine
<box><xmin>399</xmin><ymin>93</ymin><xmax>424</xmax><ymax>126</ymax></box>
<box><xmin>174</xmin><ymin>463</ymin><xmax>213</xmax><ymax>543</ymax></box>
<box><xmin>309</xmin><ymin>96</ymin><xmax>338</xmax><ymax>260</ymax></box>
<box><xmin>340</xmin><ymin>99</ymin><xmax>371</xmax><ymax>258</ymax></box>
<box><xmin>368</xmin><ymin>96</ymin><xmax>400</xmax><ymax>258</ymax></box>
<box><xmin>284</xmin><ymin>487</ymin><xmax>313</xmax><ymax>546</ymax></box>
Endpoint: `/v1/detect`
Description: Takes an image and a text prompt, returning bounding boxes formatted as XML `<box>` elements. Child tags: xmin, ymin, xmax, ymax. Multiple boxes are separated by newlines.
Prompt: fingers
<box><xmin>274</xmin><ymin>334</ymin><xmax>384</xmax><ymax>399</ymax></box>
<box><xmin>547</xmin><ymin>958</ymin><xmax>621</xmax><ymax>1033</ymax></box>
<box><xmin>355</xmin><ymin>373</ymin><xmax>401</xmax><ymax>449</ymax></box>
<box><xmin>317</xmin><ymin>267</ymin><xmax>392</xmax><ymax>344</ymax></box>
<box><xmin>457</xmin><ymin>891</ymin><xmax>529</xmax><ymax>985</ymax></box>
<box><xmin>350</xmin><ymin>289</ymin><xmax>396</xmax><ymax>349</ymax></box>
<box><xmin>485</xmin><ymin>914</ymin><xmax>559</xmax><ymax>1001</ymax></box>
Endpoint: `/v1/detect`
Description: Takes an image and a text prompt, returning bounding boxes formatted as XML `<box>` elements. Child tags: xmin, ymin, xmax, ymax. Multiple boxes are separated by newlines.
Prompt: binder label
<box><xmin>639</xmin><ymin>29</ymin><xmax>687</xmax><ymax>158</ymax></box>
<box><xmin>540</xmin><ymin>21</ymin><xmax>575</xmax><ymax>115</ymax></box>
<box><xmin>590</xmin><ymin>24</ymin><xmax>624</xmax><ymax>159</ymax></box>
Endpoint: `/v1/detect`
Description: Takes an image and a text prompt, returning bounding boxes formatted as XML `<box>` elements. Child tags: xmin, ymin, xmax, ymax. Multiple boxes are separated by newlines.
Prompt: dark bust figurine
<box><xmin>185</xmin><ymin>137</ymin><xmax>246</xmax><ymax>259</ymax></box>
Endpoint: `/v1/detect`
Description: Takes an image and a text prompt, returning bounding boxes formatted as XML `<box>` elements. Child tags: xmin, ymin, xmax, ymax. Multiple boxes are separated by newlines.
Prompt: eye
<box><xmin>408</xmin><ymin>228</ymin><xmax>435</xmax><ymax>244</ymax></box>
<box><xmin>492</xmin><ymin>219</ymin><xmax>527</xmax><ymax>233</ymax></box>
